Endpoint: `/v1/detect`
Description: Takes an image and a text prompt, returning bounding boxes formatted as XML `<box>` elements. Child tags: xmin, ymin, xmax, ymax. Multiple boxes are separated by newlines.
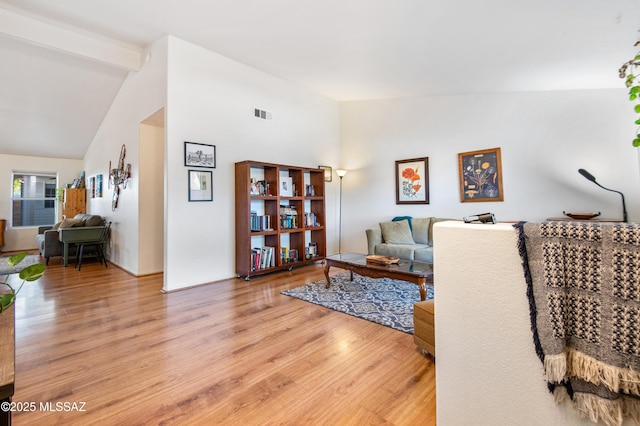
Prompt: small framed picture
<box><xmin>396</xmin><ymin>157</ymin><xmax>429</xmax><ymax>204</ymax></box>
<box><xmin>188</xmin><ymin>170</ymin><xmax>213</xmax><ymax>202</ymax></box>
<box><xmin>184</xmin><ymin>141</ymin><xmax>216</xmax><ymax>168</ymax></box>
<box><xmin>280</xmin><ymin>176</ymin><xmax>293</xmax><ymax>197</ymax></box>
<box><xmin>458</xmin><ymin>147</ymin><xmax>504</xmax><ymax>202</ymax></box>
<box><xmin>318</xmin><ymin>165</ymin><xmax>332</xmax><ymax>182</ymax></box>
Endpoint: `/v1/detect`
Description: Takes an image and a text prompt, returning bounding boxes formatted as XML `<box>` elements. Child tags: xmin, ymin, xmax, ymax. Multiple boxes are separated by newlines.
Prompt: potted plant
<box><xmin>0</xmin><ymin>252</ymin><xmax>45</xmax><ymax>312</ymax></box>
<box><xmin>619</xmin><ymin>41</ymin><xmax>640</xmax><ymax>147</ymax></box>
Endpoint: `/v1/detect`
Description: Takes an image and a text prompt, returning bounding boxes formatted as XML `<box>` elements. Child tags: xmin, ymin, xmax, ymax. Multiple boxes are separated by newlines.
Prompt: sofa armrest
<box><xmin>366</xmin><ymin>228</ymin><xmax>382</xmax><ymax>255</ymax></box>
<box><xmin>40</xmin><ymin>230</ymin><xmax>65</xmax><ymax>257</ymax></box>
<box><xmin>38</xmin><ymin>225</ymin><xmax>53</xmax><ymax>234</ymax></box>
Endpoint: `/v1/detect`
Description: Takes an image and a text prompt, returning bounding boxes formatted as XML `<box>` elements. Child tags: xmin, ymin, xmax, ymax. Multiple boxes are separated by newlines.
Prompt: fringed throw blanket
<box><xmin>515</xmin><ymin>221</ymin><xmax>640</xmax><ymax>426</ymax></box>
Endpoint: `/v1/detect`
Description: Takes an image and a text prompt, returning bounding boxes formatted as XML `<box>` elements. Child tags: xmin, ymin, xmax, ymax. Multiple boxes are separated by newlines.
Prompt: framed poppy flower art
<box><xmin>395</xmin><ymin>157</ymin><xmax>429</xmax><ymax>204</ymax></box>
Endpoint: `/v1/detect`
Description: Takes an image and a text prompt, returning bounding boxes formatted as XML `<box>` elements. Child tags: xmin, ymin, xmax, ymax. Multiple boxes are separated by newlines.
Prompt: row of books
<box><xmin>304</xmin><ymin>212</ymin><xmax>320</xmax><ymax>227</ymax></box>
<box><xmin>281</xmin><ymin>248</ymin><xmax>299</xmax><ymax>263</ymax></box>
<box><xmin>251</xmin><ymin>243</ymin><xmax>321</xmax><ymax>270</ymax></box>
<box><xmin>251</xmin><ymin>246</ymin><xmax>305</xmax><ymax>270</ymax></box>
<box><xmin>251</xmin><ymin>211</ymin><xmax>322</xmax><ymax>232</ymax></box>
<box><xmin>280</xmin><ymin>205</ymin><xmax>298</xmax><ymax>229</ymax></box>
<box><xmin>305</xmin><ymin>184</ymin><xmax>317</xmax><ymax>196</ymax></box>
<box><xmin>250</xmin><ymin>211</ymin><xmax>273</xmax><ymax>231</ymax></box>
<box><xmin>251</xmin><ymin>246</ymin><xmax>276</xmax><ymax>270</ymax></box>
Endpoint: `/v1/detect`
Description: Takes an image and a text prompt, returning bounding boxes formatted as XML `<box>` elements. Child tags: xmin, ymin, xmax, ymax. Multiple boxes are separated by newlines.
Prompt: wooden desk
<box><xmin>0</xmin><ymin>305</ymin><xmax>15</xmax><ymax>425</ymax></box>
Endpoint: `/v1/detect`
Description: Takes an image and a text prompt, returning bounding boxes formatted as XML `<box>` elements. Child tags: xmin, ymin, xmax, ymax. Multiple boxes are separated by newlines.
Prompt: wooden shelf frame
<box><xmin>235</xmin><ymin>160</ymin><xmax>326</xmax><ymax>279</ymax></box>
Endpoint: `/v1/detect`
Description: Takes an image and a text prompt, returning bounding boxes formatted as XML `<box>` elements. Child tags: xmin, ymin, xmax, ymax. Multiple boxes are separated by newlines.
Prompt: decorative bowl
<box><xmin>563</xmin><ymin>211</ymin><xmax>601</xmax><ymax>220</ymax></box>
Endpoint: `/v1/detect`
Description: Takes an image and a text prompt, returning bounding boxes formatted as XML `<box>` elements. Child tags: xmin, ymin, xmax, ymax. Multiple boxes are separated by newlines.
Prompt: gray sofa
<box><xmin>36</xmin><ymin>214</ymin><xmax>105</xmax><ymax>265</ymax></box>
<box><xmin>366</xmin><ymin>217</ymin><xmax>453</xmax><ymax>263</ymax></box>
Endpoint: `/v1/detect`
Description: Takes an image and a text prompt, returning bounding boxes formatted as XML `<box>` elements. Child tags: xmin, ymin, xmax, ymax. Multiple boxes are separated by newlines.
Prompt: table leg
<box><xmin>324</xmin><ymin>262</ymin><xmax>331</xmax><ymax>289</ymax></box>
<box><xmin>349</xmin><ymin>271</ymin><xmax>354</xmax><ymax>281</ymax></box>
<box><xmin>418</xmin><ymin>278</ymin><xmax>427</xmax><ymax>301</ymax></box>
<box><xmin>63</xmin><ymin>242</ymin><xmax>69</xmax><ymax>267</ymax></box>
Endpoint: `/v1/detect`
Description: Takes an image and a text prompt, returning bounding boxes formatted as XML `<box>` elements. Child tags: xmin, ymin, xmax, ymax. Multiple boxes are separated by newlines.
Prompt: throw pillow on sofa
<box><xmin>411</xmin><ymin>217</ymin><xmax>432</xmax><ymax>245</ymax></box>
<box><xmin>58</xmin><ymin>218</ymin><xmax>85</xmax><ymax>228</ymax></box>
<box><xmin>380</xmin><ymin>220</ymin><xmax>415</xmax><ymax>245</ymax></box>
<box><xmin>84</xmin><ymin>215</ymin><xmax>104</xmax><ymax>227</ymax></box>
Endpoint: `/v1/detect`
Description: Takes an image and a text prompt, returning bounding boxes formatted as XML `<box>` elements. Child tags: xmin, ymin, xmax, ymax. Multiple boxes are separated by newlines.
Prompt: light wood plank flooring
<box><xmin>8</xmin><ymin>256</ymin><xmax>436</xmax><ymax>425</ymax></box>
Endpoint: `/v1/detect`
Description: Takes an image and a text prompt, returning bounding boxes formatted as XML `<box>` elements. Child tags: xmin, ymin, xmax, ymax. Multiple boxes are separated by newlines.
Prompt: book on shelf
<box><xmin>304</xmin><ymin>212</ymin><xmax>320</xmax><ymax>227</ymax></box>
<box><xmin>250</xmin><ymin>211</ymin><xmax>273</xmax><ymax>231</ymax></box>
<box><xmin>306</xmin><ymin>241</ymin><xmax>318</xmax><ymax>256</ymax></box>
<box><xmin>280</xmin><ymin>247</ymin><xmax>299</xmax><ymax>264</ymax></box>
<box><xmin>251</xmin><ymin>248</ymin><xmax>261</xmax><ymax>271</ymax></box>
<box><xmin>252</xmin><ymin>246</ymin><xmax>275</xmax><ymax>270</ymax></box>
<box><xmin>305</xmin><ymin>184</ymin><xmax>315</xmax><ymax>196</ymax></box>
<box><xmin>280</xmin><ymin>205</ymin><xmax>298</xmax><ymax>229</ymax></box>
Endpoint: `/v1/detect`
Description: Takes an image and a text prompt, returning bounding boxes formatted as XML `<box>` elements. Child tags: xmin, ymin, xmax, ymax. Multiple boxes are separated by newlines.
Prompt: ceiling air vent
<box><xmin>254</xmin><ymin>108</ymin><xmax>273</xmax><ymax>121</ymax></box>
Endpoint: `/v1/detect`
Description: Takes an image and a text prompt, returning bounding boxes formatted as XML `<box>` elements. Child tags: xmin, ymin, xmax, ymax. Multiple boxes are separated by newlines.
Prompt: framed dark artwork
<box><xmin>188</xmin><ymin>170</ymin><xmax>213</xmax><ymax>202</ymax></box>
<box><xmin>318</xmin><ymin>165</ymin><xmax>332</xmax><ymax>182</ymax></box>
<box><xmin>89</xmin><ymin>176</ymin><xmax>96</xmax><ymax>198</ymax></box>
<box><xmin>184</xmin><ymin>141</ymin><xmax>216</xmax><ymax>168</ymax></box>
<box><xmin>395</xmin><ymin>157</ymin><xmax>429</xmax><ymax>204</ymax></box>
<box><xmin>458</xmin><ymin>147</ymin><xmax>504</xmax><ymax>202</ymax></box>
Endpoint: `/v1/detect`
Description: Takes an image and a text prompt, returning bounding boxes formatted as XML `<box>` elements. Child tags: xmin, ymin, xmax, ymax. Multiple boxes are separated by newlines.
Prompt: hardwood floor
<box><xmin>8</xmin><ymin>256</ymin><xmax>436</xmax><ymax>425</ymax></box>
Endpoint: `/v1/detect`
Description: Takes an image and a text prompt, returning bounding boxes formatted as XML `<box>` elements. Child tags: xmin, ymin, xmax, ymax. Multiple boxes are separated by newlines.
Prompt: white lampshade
<box><xmin>336</xmin><ymin>169</ymin><xmax>348</xmax><ymax>178</ymax></box>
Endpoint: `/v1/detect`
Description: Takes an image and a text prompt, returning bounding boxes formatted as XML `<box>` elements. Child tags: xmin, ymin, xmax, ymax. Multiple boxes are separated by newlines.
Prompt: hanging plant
<box><xmin>619</xmin><ymin>41</ymin><xmax>640</xmax><ymax>147</ymax></box>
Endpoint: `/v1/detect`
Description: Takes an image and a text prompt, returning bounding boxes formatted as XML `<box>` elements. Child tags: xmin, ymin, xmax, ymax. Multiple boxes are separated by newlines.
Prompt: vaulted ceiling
<box><xmin>1</xmin><ymin>0</ymin><xmax>639</xmax><ymax>159</ymax></box>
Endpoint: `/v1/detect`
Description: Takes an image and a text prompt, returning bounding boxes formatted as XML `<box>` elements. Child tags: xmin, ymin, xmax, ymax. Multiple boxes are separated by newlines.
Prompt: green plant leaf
<box><xmin>7</xmin><ymin>252</ymin><xmax>28</xmax><ymax>267</ymax></box>
<box><xmin>0</xmin><ymin>294</ymin><xmax>15</xmax><ymax>311</ymax></box>
<box><xmin>635</xmin><ymin>104</ymin><xmax>640</xmax><ymax>113</ymax></box>
<box><xmin>632</xmin><ymin>86</ymin><xmax>640</xmax><ymax>94</ymax></box>
<box><xmin>626</xmin><ymin>75</ymin><xmax>635</xmax><ymax>87</ymax></box>
<box><xmin>635</xmin><ymin>118</ymin><xmax>640</xmax><ymax>125</ymax></box>
<box><xmin>635</xmin><ymin>137</ymin><xmax>640</xmax><ymax>147</ymax></box>
<box><xmin>631</xmin><ymin>94</ymin><xmax>637</xmax><ymax>101</ymax></box>
<box><xmin>19</xmin><ymin>263</ymin><xmax>45</xmax><ymax>281</ymax></box>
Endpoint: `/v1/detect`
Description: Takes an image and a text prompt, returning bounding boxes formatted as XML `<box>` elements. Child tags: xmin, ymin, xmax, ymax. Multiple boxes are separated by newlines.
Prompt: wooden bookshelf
<box><xmin>235</xmin><ymin>160</ymin><xmax>326</xmax><ymax>279</ymax></box>
<box><xmin>63</xmin><ymin>188</ymin><xmax>86</xmax><ymax>218</ymax></box>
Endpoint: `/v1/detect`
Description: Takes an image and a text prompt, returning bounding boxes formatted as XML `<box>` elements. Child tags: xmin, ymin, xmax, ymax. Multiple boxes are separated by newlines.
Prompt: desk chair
<box><xmin>74</xmin><ymin>222</ymin><xmax>111</xmax><ymax>271</ymax></box>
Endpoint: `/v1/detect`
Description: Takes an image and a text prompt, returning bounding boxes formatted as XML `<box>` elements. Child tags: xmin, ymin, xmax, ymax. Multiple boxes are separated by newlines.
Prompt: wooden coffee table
<box><xmin>323</xmin><ymin>252</ymin><xmax>433</xmax><ymax>301</ymax></box>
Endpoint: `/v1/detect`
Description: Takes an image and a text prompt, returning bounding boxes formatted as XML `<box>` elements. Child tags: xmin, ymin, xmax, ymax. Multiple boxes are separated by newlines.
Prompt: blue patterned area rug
<box><xmin>281</xmin><ymin>273</ymin><xmax>434</xmax><ymax>334</ymax></box>
<box><xmin>0</xmin><ymin>254</ymin><xmax>41</xmax><ymax>275</ymax></box>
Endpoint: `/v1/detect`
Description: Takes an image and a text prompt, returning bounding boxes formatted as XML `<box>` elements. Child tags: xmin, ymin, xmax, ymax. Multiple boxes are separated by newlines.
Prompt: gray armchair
<box><xmin>36</xmin><ymin>214</ymin><xmax>105</xmax><ymax>265</ymax></box>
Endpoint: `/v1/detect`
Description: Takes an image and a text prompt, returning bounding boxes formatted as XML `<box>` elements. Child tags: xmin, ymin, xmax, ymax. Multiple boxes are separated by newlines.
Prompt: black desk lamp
<box><xmin>578</xmin><ymin>169</ymin><xmax>627</xmax><ymax>222</ymax></box>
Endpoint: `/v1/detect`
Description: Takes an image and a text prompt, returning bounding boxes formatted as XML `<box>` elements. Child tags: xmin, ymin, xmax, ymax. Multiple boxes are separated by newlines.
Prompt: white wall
<box><xmin>433</xmin><ymin>221</ymin><xmax>635</xmax><ymax>425</ymax></box>
<box><xmin>139</xmin><ymin>119</ymin><xmax>164</xmax><ymax>274</ymax></box>
<box><xmin>340</xmin><ymin>90</ymin><xmax>640</xmax><ymax>253</ymax></box>
<box><xmin>83</xmin><ymin>37</ymin><xmax>168</xmax><ymax>275</ymax></box>
<box><xmin>0</xmin><ymin>154</ymin><xmax>83</xmax><ymax>251</ymax></box>
<box><xmin>163</xmin><ymin>37</ymin><xmax>340</xmax><ymax>291</ymax></box>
